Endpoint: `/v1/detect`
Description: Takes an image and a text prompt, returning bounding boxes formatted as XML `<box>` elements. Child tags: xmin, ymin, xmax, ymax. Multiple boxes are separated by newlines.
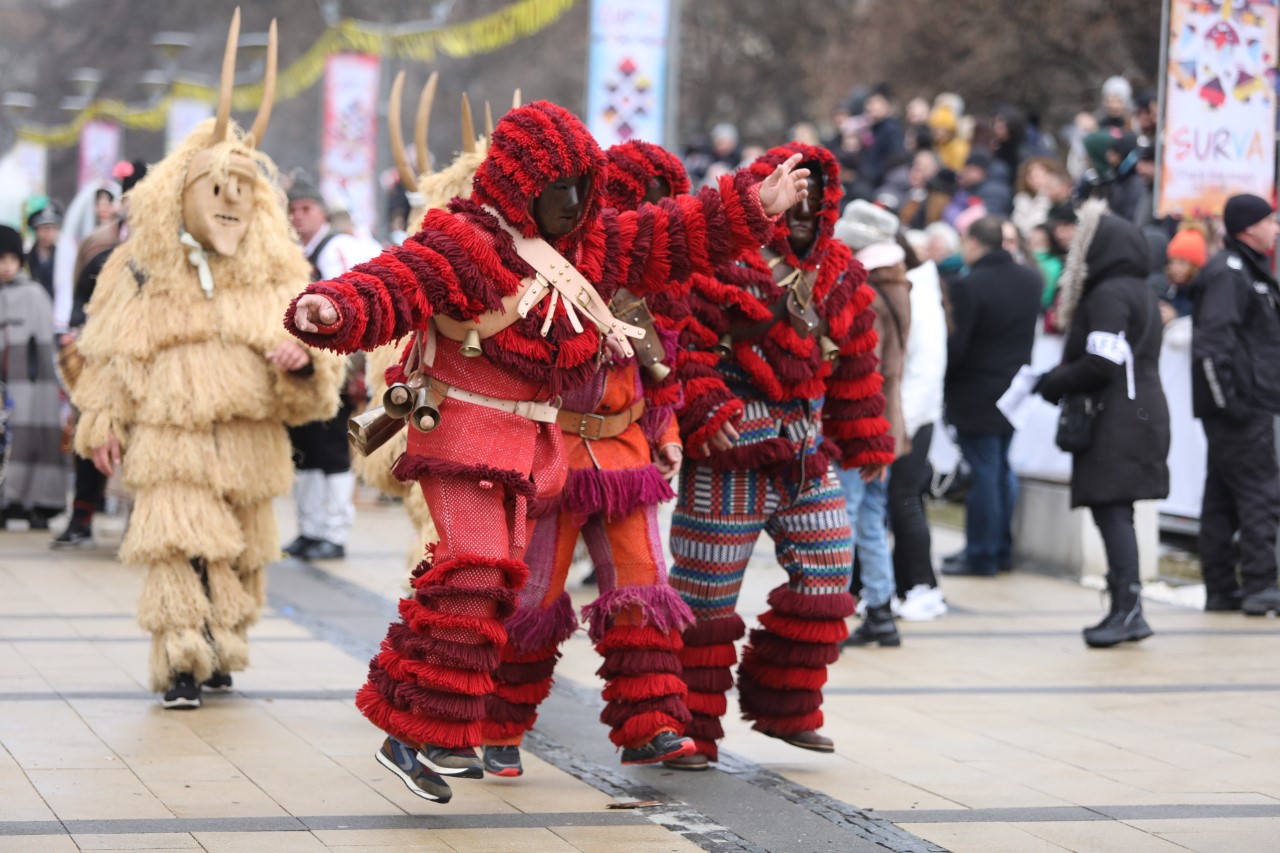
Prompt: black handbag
<box><xmin>1055</xmin><ymin>393</ymin><xmax>1102</xmax><ymax>453</ymax></box>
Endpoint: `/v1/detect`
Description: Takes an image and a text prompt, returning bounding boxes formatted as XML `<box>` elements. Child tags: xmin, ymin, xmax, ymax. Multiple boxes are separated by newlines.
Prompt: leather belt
<box><xmin>439</xmin><ymin>379</ymin><xmax>561</xmax><ymax>424</ymax></box>
<box><xmin>556</xmin><ymin>398</ymin><xmax>645</xmax><ymax>440</ymax></box>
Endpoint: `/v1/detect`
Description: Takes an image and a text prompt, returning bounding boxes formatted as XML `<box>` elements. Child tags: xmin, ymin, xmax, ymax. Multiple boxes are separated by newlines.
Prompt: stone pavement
<box><xmin>2</xmin><ymin>497</ymin><xmax>1280</xmax><ymax>853</ymax></box>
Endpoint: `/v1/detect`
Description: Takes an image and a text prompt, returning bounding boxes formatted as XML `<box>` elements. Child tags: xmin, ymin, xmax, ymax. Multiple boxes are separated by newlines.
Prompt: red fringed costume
<box><xmin>285</xmin><ymin>103</ymin><xmax>774</xmax><ymax>751</ymax></box>
<box><xmin>484</xmin><ymin>141</ymin><xmax>716</xmax><ymax>752</ymax></box>
<box><xmin>665</xmin><ymin>143</ymin><xmax>892</xmax><ymax>760</ymax></box>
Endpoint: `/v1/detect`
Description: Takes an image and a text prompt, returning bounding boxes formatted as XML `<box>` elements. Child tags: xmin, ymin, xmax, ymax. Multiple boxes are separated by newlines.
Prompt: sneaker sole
<box><xmin>161</xmin><ymin>697</ymin><xmax>202</xmax><ymax>710</ymax></box>
<box><xmin>662</xmin><ymin>756</ymin><xmax>711</xmax><ymax>772</ymax></box>
<box><xmin>622</xmin><ymin>738</ymin><xmax>697</xmax><ymax>766</ymax></box>
<box><xmin>50</xmin><ymin>539</ymin><xmax>95</xmax><ymax>550</ymax></box>
<box><xmin>375</xmin><ymin>748</ymin><xmax>452</xmax><ymax>803</ymax></box>
<box><xmin>202</xmin><ymin>686</ymin><xmax>235</xmax><ymax>694</ymax></box>
<box><xmin>485</xmin><ymin>766</ymin><xmax>523</xmax><ymax>778</ymax></box>
<box><xmin>420</xmin><ymin>754</ymin><xmax>484</xmax><ymax>780</ymax></box>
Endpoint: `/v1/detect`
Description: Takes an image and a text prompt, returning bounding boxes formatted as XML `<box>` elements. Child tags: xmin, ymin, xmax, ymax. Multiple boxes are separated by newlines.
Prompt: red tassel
<box><xmin>685</xmin><ymin>691</ymin><xmax>728</xmax><ymax>717</ymax></box>
<box><xmin>738</xmin><ymin>661</ymin><xmax>828</xmax><ymax>691</ymax></box>
<box><xmin>736</xmin><ymin>679</ymin><xmax>823</xmax><ymax>717</ymax></box>
<box><xmin>685</xmin><ymin>714</ymin><xmax>725</xmax><ymax>743</ymax></box>
<box><xmin>680</xmin><ymin>644</ymin><xmax>738</xmax><ymax>668</ymax></box>
<box><xmin>492</xmin><ymin>678</ymin><xmax>554</xmax><ymax>706</ymax></box>
<box><xmin>499</xmin><ymin>644</ymin><xmax>563</xmax><ymax>665</ymax></box>
<box><xmin>485</xmin><ymin>694</ymin><xmax>539</xmax><ymax>724</ymax></box>
<box><xmin>355</xmin><ymin>684</ymin><xmax>480</xmax><ymax>749</ymax></box>
<box><xmin>610</xmin><ymin>711</ymin><xmax>684</xmax><ymax>748</ymax></box>
<box><xmin>744</xmin><ymin>632</ymin><xmax>840</xmax><ymax>668</ymax></box>
<box><xmin>378</xmin><ymin>651</ymin><xmax>494</xmax><ymax>696</ymax></box>
<box><xmin>683</xmin><ymin>667</ymin><xmax>735</xmax><ymax>693</ymax></box>
<box><xmin>683</xmin><ymin>614</ymin><xmax>746</xmax><ymax>646</ymax></box>
<box><xmin>399</xmin><ymin>598</ymin><xmax>508</xmax><ymax>646</ymax></box>
<box><xmin>601</xmin><ymin>673</ymin><xmax>687</xmax><ymax>704</ymax></box>
<box><xmin>481</xmin><ymin>717</ymin><xmax>532</xmax><ymax>742</ymax></box>
<box><xmin>496</xmin><ymin>657</ymin><xmax>560</xmax><ymax>684</ymax></box>
<box><xmin>746</xmin><ymin>709</ymin><xmax>825</xmax><ymax>735</ymax></box>
<box><xmin>757</xmin><ymin>611</ymin><xmax>850</xmax><ymax>645</ymax></box>
<box><xmin>766</xmin><ymin>586</ymin><xmax>856</xmax><ymax>620</ymax></box>
<box><xmin>600</xmin><ymin>695</ymin><xmax>690</xmax><ymax>729</ymax></box>
<box><xmin>691</xmin><ymin>737</ymin><xmax>719</xmax><ymax>762</ymax></box>
<box><xmin>596</xmin><ymin>649</ymin><xmax>681</xmax><ymax>679</ymax></box>
<box><xmin>595</xmin><ymin>625</ymin><xmax>680</xmax><ymax>653</ymax></box>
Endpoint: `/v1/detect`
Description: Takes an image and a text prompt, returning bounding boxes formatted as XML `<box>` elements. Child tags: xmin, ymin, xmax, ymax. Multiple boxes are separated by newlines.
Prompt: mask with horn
<box><xmin>182</xmin><ymin>8</ymin><xmax>277</xmax><ymax>258</ymax></box>
<box><xmin>388</xmin><ymin>69</ymin><xmax>437</xmax><ymax>231</ymax></box>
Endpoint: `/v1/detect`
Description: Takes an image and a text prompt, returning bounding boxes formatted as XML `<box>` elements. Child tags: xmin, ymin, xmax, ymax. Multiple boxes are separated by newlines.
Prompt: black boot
<box><xmin>1083</xmin><ymin>582</ymin><xmax>1153</xmax><ymax>648</ymax></box>
<box><xmin>843</xmin><ymin>603</ymin><xmax>901</xmax><ymax>648</ymax></box>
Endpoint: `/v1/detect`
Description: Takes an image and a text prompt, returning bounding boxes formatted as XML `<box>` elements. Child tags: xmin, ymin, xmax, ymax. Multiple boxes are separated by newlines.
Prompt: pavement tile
<box><xmin>0</xmin><ymin>836</ymin><xmax>80</xmax><ymax>852</ymax></box>
<box><xmin>548</xmin><ymin>824</ymin><xmax>705</xmax><ymax>852</ymax></box>
<box><xmin>26</xmin><ymin>767</ymin><xmax>174</xmax><ymax>821</ymax></box>
<box><xmin>193</xmin><ymin>830</ymin><xmax>330</xmax><ymax>852</ymax></box>
<box><xmin>310</xmin><ymin>828</ymin><xmax>454</xmax><ymax>850</ymax></box>
<box><xmin>431</xmin><ymin>828</ymin><xmax>580</xmax><ymax>852</ymax></box>
<box><xmin>897</xmin><ymin>822</ymin><xmax>1068</xmax><ymax>853</ymax></box>
<box><xmin>0</xmin><ymin>765</ymin><xmax>58</xmax><ymax>821</ymax></box>
<box><xmin>71</xmin><ymin>832</ymin><xmax>201</xmax><ymax>849</ymax></box>
<box><xmin>1015</xmin><ymin>819</ymin><xmax>1202</xmax><ymax>852</ymax></box>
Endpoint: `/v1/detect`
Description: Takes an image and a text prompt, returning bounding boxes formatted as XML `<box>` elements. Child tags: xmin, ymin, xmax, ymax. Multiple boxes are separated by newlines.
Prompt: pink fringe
<box><xmin>560</xmin><ymin>464</ymin><xmax>675</xmax><ymax>519</ymax></box>
<box><xmin>582</xmin><ymin>583</ymin><xmax>695</xmax><ymax>643</ymax></box>
<box><xmin>503</xmin><ymin>591</ymin><xmax>578</xmax><ymax>654</ymax></box>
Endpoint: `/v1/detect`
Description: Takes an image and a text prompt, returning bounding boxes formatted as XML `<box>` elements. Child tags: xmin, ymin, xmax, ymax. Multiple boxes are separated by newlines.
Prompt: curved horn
<box><xmin>460</xmin><ymin>92</ymin><xmax>476</xmax><ymax>154</ymax></box>
<box><xmin>415</xmin><ymin>71</ymin><xmax>437</xmax><ymax>179</ymax></box>
<box><xmin>512</xmin><ymin>88</ymin><xmax>522</xmax><ymax>110</ymax></box>
<box><xmin>485</xmin><ymin>100</ymin><xmax>494</xmax><ymax>139</ymax></box>
<box><xmin>387</xmin><ymin>71</ymin><xmax>418</xmax><ymax>188</ymax></box>
<box><xmin>247</xmin><ymin>18</ymin><xmax>277</xmax><ymax>145</ymax></box>
<box><xmin>211</xmin><ymin>6</ymin><xmax>241</xmax><ymax>146</ymax></box>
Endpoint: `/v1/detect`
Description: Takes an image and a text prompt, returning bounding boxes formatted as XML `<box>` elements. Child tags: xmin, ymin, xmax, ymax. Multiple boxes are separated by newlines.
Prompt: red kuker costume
<box><xmin>285</xmin><ymin>102</ymin><xmax>775</xmax><ymax>752</ymax></box>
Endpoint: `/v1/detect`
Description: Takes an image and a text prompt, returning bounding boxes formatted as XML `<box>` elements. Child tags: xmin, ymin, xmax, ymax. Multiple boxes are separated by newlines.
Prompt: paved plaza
<box><xmin>2</xmin><ymin>497</ymin><xmax>1279</xmax><ymax>852</ymax></box>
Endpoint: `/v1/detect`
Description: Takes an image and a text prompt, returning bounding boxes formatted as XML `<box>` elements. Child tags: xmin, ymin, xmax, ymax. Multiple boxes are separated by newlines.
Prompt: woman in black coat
<box><xmin>1036</xmin><ymin>201</ymin><xmax>1170</xmax><ymax>648</ymax></box>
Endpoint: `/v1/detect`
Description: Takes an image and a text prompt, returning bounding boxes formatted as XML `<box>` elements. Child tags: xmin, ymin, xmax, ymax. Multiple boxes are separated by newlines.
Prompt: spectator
<box><xmin>894</xmin><ymin>150</ymin><xmax>948</xmax><ymax>229</ymax></box>
<box><xmin>1191</xmin><ymin>193</ymin><xmax>1280</xmax><ymax>615</ymax></box>
<box><xmin>862</xmin><ymin>85</ymin><xmax>906</xmax><ymax>188</ymax></box>
<box><xmin>93</xmin><ymin>187</ymin><xmax>117</xmax><ymax>227</ymax></box>
<box><xmin>1065</xmin><ymin>111</ymin><xmax>1100</xmax><ymax>181</ymax></box>
<box><xmin>1043</xmin><ymin>201</ymin><xmax>1079</xmax><ymax>332</ymax></box>
<box><xmin>1106</xmin><ymin>134</ymin><xmax>1147</xmax><ymax>223</ymax></box>
<box><xmin>929</xmin><ymin>104</ymin><xmax>970</xmax><ymax>172</ymax></box>
<box><xmin>990</xmin><ymin>105</ymin><xmax>1027</xmax><ymax>182</ymax></box>
<box><xmin>946</xmin><ymin>150</ymin><xmax>1012</xmax><ymax>220</ymax></box>
<box><xmin>1132</xmin><ymin>89</ymin><xmax>1159</xmax><ymax>147</ymax></box>
<box><xmin>24</xmin><ymin>202</ymin><xmax>61</xmax><ymax>299</ymax></box>
<box><xmin>1149</xmin><ymin>225</ymin><xmax>1206</xmax><ymax>323</ymax></box>
<box><xmin>1098</xmin><ymin>76</ymin><xmax>1134</xmax><ymax>131</ymax></box>
<box><xmin>1035</xmin><ymin>202</ymin><xmax>1168</xmax><ymax>647</ymax></box>
<box><xmin>1029</xmin><ymin>223</ymin><xmax>1064</xmax><ymax>313</ymax></box>
<box><xmin>710</xmin><ymin>122</ymin><xmax>741</xmax><ymax>171</ymax></box>
<box><xmin>924</xmin><ymin>220</ymin><xmax>966</xmax><ymax>286</ymax></box>
<box><xmin>835</xmin><ymin>148</ymin><xmax>874</xmax><ymax>213</ymax></box>
<box><xmin>0</xmin><ymin>225</ymin><xmax>67</xmax><ymax>529</ymax></box>
<box><xmin>941</xmin><ymin>216</ymin><xmax>1041</xmax><ymax>576</ymax></box>
<box><xmin>834</xmin><ymin>201</ymin><xmax>911</xmax><ymax>647</ymax></box>
<box><xmin>891</xmin><ymin>233</ymin><xmax>950</xmax><ymax>620</ymax></box>
<box><xmin>1012</xmin><ymin>157</ymin><xmax>1061</xmax><ymax>236</ymax></box>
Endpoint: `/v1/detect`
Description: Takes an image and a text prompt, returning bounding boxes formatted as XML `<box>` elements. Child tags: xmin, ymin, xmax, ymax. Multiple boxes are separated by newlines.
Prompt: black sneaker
<box><xmin>29</xmin><ymin>514</ymin><xmax>50</xmax><ymax>531</ymax></box>
<box><xmin>1205</xmin><ymin>590</ymin><xmax>1243</xmax><ymax>612</ymax></box>
<box><xmin>482</xmin><ymin>745</ymin><xmax>523</xmax><ymax>777</ymax></box>
<box><xmin>1243</xmin><ymin>587</ymin><xmax>1280</xmax><ymax>616</ymax></box>
<box><xmin>376</xmin><ymin>737</ymin><xmax>452</xmax><ymax>803</ymax></box>
<box><xmin>162</xmin><ymin>673</ymin><xmax>202</xmax><ymax>709</ymax></box>
<box><xmin>299</xmin><ymin>539</ymin><xmax>346</xmax><ymax>561</ymax></box>
<box><xmin>421</xmin><ymin>744</ymin><xmax>483</xmax><ymax>779</ymax></box>
<box><xmin>282</xmin><ymin>535</ymin><xmax>317</xmax><ymax>557</ymax></box>
<box><xmin>621</xmin><ymin>731</ymin><xmax>696</xmax><ymax>765</ymax></box>
<box><xmin>51</xmin><ymin>521</ymin><xmax>94</xmax><ymax>549</ymax></box>
<box><xmin>203</xmin><ymin>671</ymin><xmax>233</xmax><ymax>693</ymax></box>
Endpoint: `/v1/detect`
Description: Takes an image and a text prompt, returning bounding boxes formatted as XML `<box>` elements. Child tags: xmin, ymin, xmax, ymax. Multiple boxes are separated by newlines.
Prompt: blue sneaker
<box><xmin>376</xmin><ymin>737</ymin><xmax>452</xmax><ymax>803</ymax></box>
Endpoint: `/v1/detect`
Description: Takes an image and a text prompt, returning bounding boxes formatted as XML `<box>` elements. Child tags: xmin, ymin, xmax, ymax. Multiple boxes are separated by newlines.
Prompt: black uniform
<box><xmin>1190</xmin><ymin>239</ymin><xmax>1280</xmax><ymax>601</ymax></box>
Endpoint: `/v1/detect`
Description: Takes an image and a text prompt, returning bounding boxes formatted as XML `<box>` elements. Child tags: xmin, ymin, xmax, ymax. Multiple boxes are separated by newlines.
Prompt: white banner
<box><xmin>320</xmin><ymin>53</ymin><xmax>381</xmax><ymax>234</ymax></box>
<box><xmin>586</xmin><ymin>0</ymin><xmax>670</xmax><ymax>147</ymax></box>
<box><xmin>167</xmin><ymin>97</ymin><xmax>213</xmax><ymax>153</ymax></box>
<box><xmin>77</xmin><ymin>119</ymin><xmax>120</xmax><ymax>192</ymax></box>
<box><xmin>1158</xmin><ymin>0</ymin><xmax>1278</xmax><ymax>217</ymax></box>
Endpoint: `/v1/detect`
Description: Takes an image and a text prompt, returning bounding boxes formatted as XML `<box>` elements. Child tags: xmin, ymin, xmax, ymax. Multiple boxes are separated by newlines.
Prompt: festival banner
<box><xmin>77</xmin><ymin>119</ymin><xmax>120</xmax><ymax>191</ymax></box>
<box><xmin>1158</xmin><ymin>0</ymin><xmax>1278</xmax><ymax>218</ymax></box>
<box><xmin>14</xmin><ymin>140</ymin><xmax>47</xmax><ymax>197</ymax></box>
<box><xmin>586</xmin><ymin>0</ymin><xmax>670</xmax><ymax>147</ymax></box>
<box><xmin>166</xmin><ymin>97</ymin><xmax>213</xmax><ymax>153</ymax></box>
<box><xmin>320</xmin><ymin>53</ymin><xmax>381</xmax><ymax>233</ymax></box>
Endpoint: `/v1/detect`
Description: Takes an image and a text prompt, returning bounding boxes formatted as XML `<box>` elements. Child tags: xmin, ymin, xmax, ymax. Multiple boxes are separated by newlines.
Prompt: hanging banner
<box><xmin>14</xmin><ymin>140</ymin><xmax>47</xmax><ymax>198</ymax></box>
<box><xmin>1158</xmin><ymin>0</ymin><xmax>1278</xmax><ymax>218</ymax></box>
<box><xmin>585</xmin><ymin>0</ymin><xmax>670</xmax><ymax>147</ymax></box>
<box><xmin>77</xmin><ymin>119</ymin><xmax>120</xmax><ymax>191</ymax></box>
<box><xmin>166</xmin><ymin>97</ymin><xmax>213</xmax><ymax>153</ymax></box>
<box><xmin>320</xmin><ymin>53</ymin><xmax>381</xmax><ymax>233</ymax></box>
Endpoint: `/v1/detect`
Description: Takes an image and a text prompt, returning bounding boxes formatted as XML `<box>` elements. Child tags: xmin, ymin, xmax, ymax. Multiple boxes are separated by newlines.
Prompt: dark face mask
<box><xmin>644</xmin><ymin>176</ymin><xmax>672</xmax><ymax>205</ymax></box>
<box><xmin>530</xmin><ymin>173</ymin><xmax>588</xmax><ymax>240</ymax></box>
<box><xmin>786</xmin><ymin>174</ymin><xmax>824</xmax><ymax>256</ymax></box>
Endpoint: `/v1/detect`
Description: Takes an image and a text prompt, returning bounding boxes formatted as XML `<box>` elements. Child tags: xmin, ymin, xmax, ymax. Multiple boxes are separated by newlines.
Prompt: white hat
<box><xmin>834</xmin><ymin>199</ymin><xmax>900</xmax><ymax>251</ymax></box>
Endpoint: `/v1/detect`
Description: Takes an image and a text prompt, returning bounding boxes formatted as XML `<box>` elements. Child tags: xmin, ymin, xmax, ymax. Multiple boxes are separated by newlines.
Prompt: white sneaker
<box><xmin>896</xmin><ymin>585</ymin><xmax>947</xmax><ymax>621</ymax></box>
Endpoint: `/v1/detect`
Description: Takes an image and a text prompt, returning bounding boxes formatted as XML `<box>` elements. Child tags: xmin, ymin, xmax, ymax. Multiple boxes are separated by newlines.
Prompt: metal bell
<box><xmin>819</xmin><ymin>335</ymin><xmax>841</xmax><ymax>362</ymax></box>
<box><xmin>410</xmin><ymin>387</ymin><xmax>441</xmax><ymax>432</ymax></box>
<box><xmin>646</xmin><ymin>361</ymin><xmax>672</xmax><ymax>382</ymax></box>
<box><xmin>459</xmin><ymin>328</ymin><xmax>483</xmax><ymax>358</ymax></box>
<box><xmin>383</xmin><ymin>382</ymin><xmax>415</xmax><ymax>419</ymax></box>
<box><xmin>714</xmin><ymin>334</ymin><xmax>733</xmax><ymax>360</ymax></box>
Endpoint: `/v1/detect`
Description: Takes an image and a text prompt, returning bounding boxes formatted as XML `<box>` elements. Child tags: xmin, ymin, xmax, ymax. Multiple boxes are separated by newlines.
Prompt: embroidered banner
<box><xmin>585</xmin><ymin>0</ymin><xmax>671</xmax><ymax>147</ymax></box>
<box><xmin>320</xmin><ymin>52</ymin><xmax>381</xmax><ymax>234</ymax></box>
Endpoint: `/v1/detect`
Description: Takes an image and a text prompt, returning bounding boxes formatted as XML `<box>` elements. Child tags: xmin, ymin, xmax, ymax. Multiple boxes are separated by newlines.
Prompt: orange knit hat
<box><xmin>1167</xmin><ymin>228</ymin><xmax>1207</xmax><ymax>268</ymax></box>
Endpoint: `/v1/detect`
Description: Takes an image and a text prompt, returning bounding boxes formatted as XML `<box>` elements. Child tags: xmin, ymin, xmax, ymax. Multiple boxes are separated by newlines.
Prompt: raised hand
<box><xmin>293</xmin><ymin>294</ymin><xmax>339</xmax><ymax>333</ymax></box>
<box><xmin>758</xmin><ymin>153</ymin><xmax>811</xmax><ymax>217</ymax></box>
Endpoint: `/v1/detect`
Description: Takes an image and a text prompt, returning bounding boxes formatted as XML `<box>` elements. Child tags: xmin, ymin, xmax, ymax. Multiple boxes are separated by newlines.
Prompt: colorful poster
<box><xmin>586</xmin><ymin>0</ymin><xmax>670</xmax><ymax>147</ymax></box>
<box><xmin>13</xmin><ymin>140</ymin><xmax>47</xmax><ymax>197</ymax></box>
<box><xmin>167</xmin><ymin>97</ymin><xmax>213</xmax><ymax>153</ymax></box>
<box><xmin>320</xmin><ymin>53</ymin><xmax>381</xmax><ymax>234</ymax></box>
<box><xmin>1159</xmin><ymin>0</ymin><xmax>1278</xmax><ymax>218</ymax></box>
<box><xmin>77</xmin><ymin>119</ymin><xmax>120</xmax><ymax>191</ymax></box>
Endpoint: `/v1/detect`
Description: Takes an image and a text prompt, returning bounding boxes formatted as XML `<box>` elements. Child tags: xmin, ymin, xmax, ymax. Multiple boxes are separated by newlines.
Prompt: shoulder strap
<box><xmin>307</xmin><ymin>232</ymin><xmax>338</xmax><ymax>281</ymax></box>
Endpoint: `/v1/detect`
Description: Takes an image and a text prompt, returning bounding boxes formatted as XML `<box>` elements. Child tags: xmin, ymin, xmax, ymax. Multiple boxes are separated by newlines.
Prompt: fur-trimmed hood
<box><xmin>748</xmin><ymin>142</ymin><xmax>844</xmax><ymax>271</ymax></box>
<box><xmin>602</xmin><ymin>140</ymin><xmax>691</xmax><ymax>211</ymax></box>
<box><xmin>1056</xmin><ymin>199</ymin><xmax>1149</xmax><ymax>329</ymax></box>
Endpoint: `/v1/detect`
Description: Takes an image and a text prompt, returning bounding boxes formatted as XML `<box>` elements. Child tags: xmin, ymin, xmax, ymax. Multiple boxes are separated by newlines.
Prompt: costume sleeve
<box><xmin>1190</xmin><ymin>262</ymin><xmax>1248</xmax><ymax>417</ymax></box>
<box><xmin>1038</xmin><ymin>287</ymin><xmax>1135</xmax><ymax>404</ymax></box>
<box><xmin>71</xmin><ymin>252</ymin><xmax>138</xmax><ymax>454</ymax></box>
<box><xmin>822</xmin><ymin>260</ymin><xmax>893</xmax><ymax>469</ymax></box>
<box><xmin>596</xmin><ymin>171</ymin><xmax>774</xmax><ymax>300</ymax></box>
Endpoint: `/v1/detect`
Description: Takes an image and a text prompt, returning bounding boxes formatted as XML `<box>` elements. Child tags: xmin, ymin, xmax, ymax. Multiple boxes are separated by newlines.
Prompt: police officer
<box><xmin>1191</xmin><ymin>193</ymin><xmax>1280</xmax><ymax>615</ymax></box>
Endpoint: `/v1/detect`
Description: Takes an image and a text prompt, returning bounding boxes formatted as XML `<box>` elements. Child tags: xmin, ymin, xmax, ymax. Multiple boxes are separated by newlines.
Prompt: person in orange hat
<box><xmin>1152</xmin><ymin>225</ymin><xmax>1208</xmax><ymax>323</ymax></box>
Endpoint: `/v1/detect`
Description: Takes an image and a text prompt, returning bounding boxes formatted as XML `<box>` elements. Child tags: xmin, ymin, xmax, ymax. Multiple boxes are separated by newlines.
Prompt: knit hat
<box><xmin>286</xmin><ymin>170</ymin><xmax>325</xmax><ymax>207</ymax></box>
<box><xmin>1166</xmin><ymin>228</ymin><xmax>1207</xmax><ymax>267</ymax></box>
<box><xmin>1223</xmin><ymin>193</ymin><xmax>1274</xmax><ymax>236</ymax></box>
<box><xmin>0</xmin><ymin>225</ymin><xmax>22</xmax><ymax>259</ymax></box>
<box><xmin>928</xmin><ymin>105</ymin><xmax>957</xmax><ymax>132</ymax></box>
<box><xmin>1047</xmin><ymin>200</ymin><xmax>1077</xmax><ymax>225</ymax></box>
<box><xmin>834</xmin><ymin>199</ymin><xmax>900</xmax><ymax>251</ymax></box>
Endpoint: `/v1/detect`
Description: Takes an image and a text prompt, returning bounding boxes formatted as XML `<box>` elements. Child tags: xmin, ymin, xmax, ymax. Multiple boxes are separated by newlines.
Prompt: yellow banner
<box><xmin>17</xmin><ymin>0</ymin><xmax>576</xmax><ymax>148</ymax></box>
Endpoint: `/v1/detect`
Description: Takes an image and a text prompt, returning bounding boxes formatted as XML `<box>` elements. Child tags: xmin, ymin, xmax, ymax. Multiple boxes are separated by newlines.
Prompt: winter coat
<box><xmin>901</xmin><ymin>260</ymin><xmax>948</xmax><ymax>435</ymax></box>
<box><xmin>944</xmin><ymin>249</ymin><xmax>1041</xmax><ymax>434</ymax></box>
<box><xmin>1190</xmin><ymin>239</ymin><xmax>1280</xmax><ymax>420</ymax></box>
<box><xmin>868</xmin><ymin>263</ymin><xmax>912</xmax><ymax>459</ymax></box>
<box><xmin>1037</xmin><ymin>210</ymin><xmax>1170</xmax><ymax>508</ymax></box>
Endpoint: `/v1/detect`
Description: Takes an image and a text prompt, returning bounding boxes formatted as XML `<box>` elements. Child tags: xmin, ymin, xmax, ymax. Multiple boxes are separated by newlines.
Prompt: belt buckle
<box><xmin>579</xmin><ymin>411</ymin><xmax>606</xmax><ymax>440</ymax></box>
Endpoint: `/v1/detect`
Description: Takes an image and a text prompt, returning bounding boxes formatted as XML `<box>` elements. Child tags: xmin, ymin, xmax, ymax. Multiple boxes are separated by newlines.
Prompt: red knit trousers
<box><xmin>676</xmin><ymin>613</ymin><xmax>746</xmax><ymax>762</ymax></box>
<box><xmin>355</xmin><ymin>474</ymin><xmax>531</xmax><ymax>749</ymax></box>
<box><xmin>736</xmin><ymin>585</ymin><xmax>853</xmax><ymax>738</ymax></box>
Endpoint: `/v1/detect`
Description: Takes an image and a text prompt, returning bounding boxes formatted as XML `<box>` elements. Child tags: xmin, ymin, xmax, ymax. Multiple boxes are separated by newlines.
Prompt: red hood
<box><xmin>603</xmin><ymin>140</ymin><xmax>691</xmax><ymax>212</ymax></box>
<box><xmin>748</xmin><ymin>142</ymin><xmax>844</xmax><ymax>270</ymax></box>
<box><xmin>470</xmin><ymin>100</ymin><xmax>607</xmax><ymax>252</ymax></box>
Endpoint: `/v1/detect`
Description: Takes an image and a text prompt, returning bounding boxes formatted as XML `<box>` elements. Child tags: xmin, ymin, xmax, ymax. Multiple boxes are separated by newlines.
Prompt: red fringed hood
<box><xmin>603</xmin><ymin>140</ymin><xmax>692</xmax><ymax>212</ymax></box>
<box><xmin>747</xmin><ymin>142</ymin><xmax>844</xmax><ymax>270</ymax></box>
<box><xmin>470</xmin><ymin>100</ymin><xmax>607</xmax><ymax>251</ymax></box>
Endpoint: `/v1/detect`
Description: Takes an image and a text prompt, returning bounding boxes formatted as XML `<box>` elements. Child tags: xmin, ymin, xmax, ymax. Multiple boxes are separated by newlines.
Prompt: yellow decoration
<box><xmin>17</xmin><ymin>0</ymin><xmax>576</xmax><ymax>148</ymax></box>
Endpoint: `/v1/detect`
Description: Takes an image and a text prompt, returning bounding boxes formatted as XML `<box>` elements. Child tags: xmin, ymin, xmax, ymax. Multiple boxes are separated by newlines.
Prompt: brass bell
<box><xmin>410</xmin><ymin>387</ymin><xmax>441</xmax><ymax>433</ymax></box>
<box><xmin>714</xmin><ymin>334</ymin><xmax>733</xmax><ymax>360</ymax></box>
<box><xmin>646</xmin><ymin>361</ymin><xmax>672</xmax><ymax>382</ymax></box>
<box><xmin>383</xmin><ymin>382</ymin><xmax>415</xmax><ymax>419</ymax></box>
<box><xmin>459</xmin><ymin>328</ymin><xmax>483</xmax><ymax>358</ymax></box>
<box><xmin>819</xmin><ymin>335</ymin><xmax>841</xmax><ymax>362</ymax></box>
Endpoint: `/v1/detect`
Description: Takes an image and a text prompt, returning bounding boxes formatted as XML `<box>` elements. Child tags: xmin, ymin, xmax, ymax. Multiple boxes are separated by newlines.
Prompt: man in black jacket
<box><xmin>942</xmin><ymin>216</ymin><xmax>1042</xmax><ymax>576</ymax></box>
<box><xmin>1191</xmin><ymin>193</ymin><xmax>1280</xmax><ymax>615</ymax></box>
